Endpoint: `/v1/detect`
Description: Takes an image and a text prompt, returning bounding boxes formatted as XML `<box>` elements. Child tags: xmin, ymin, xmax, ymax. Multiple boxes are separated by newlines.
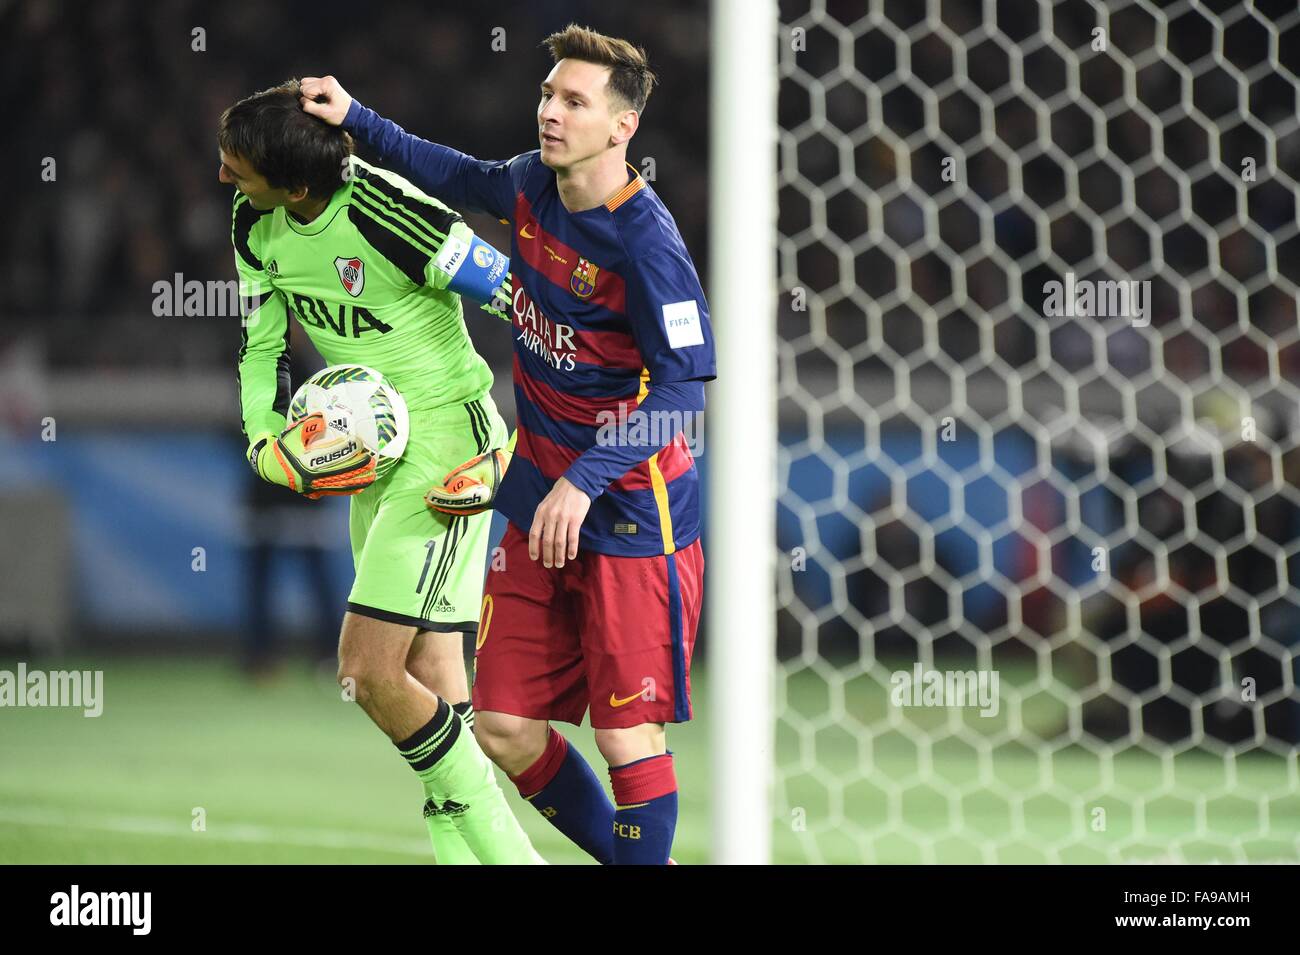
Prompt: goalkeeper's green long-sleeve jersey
<box><xmin>232</xmin><ymin>157</ymin><xmax>500</xmax><ymax>443</ymax></box>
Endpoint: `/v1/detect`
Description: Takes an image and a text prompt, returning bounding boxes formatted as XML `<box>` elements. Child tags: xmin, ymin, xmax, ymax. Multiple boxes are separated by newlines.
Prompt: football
<box><xmin>286</xmin><ymin>364</ymin><xmax>409</xmax><ymax>475</ymax></box>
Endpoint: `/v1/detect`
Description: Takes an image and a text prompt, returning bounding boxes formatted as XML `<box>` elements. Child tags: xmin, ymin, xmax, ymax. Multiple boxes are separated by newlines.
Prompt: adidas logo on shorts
<box><xmin>432</xmin><ymin>596</ymin><xmax>455</xmax><ymax>613</ymax></box>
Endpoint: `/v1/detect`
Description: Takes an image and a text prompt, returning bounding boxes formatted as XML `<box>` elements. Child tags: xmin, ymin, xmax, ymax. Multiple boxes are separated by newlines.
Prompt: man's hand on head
<box><xmin>299</xmin><ymin>76</ymin><xmax>353</xmax><ymax>126</ymax></box>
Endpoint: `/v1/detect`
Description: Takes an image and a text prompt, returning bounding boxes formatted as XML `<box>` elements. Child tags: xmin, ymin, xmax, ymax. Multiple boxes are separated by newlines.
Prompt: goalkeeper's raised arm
<box><xmin>300</xmin><ymin>76</ymin><xmax>522</xmax><ymax>224</ymax></box>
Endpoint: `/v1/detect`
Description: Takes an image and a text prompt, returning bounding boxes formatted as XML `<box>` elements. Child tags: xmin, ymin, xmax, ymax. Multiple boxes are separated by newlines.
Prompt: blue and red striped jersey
<box><xmin>345</xmin><ymin>102</ymin><xmax>717</xmax><ymax>557</ymax></box>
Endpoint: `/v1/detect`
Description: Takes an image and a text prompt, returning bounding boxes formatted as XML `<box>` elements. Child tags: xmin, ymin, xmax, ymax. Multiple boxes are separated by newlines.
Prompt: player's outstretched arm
<box><xmin>300</xmin><ymin>75</ymin><xmax>517</xmax><ymax>221</ymax></box>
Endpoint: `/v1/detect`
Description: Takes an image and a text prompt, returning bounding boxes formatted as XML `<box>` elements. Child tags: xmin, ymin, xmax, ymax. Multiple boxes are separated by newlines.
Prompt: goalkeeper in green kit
<box><xmin>217</xmin><ymin>79</ymin><xmax>537</xmax><ymax>864</ymax></box>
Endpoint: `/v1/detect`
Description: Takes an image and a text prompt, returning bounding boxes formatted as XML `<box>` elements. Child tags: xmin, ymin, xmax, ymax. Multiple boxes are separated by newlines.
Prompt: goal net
<box><xmin>772</xmin><ymin>0</ymin><xmax>1300</xmax><ymax>862</ymax></box>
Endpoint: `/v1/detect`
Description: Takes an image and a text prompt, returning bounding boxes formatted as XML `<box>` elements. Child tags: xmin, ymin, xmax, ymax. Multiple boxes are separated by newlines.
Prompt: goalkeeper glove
<box><xmin>425</xmin><ymin>449</ymin><xmax>511</xmax><ymax>515</ymax></box>
<box><xmin>248</xmin><ymin>413</ymin><xmax>376</xmax><ymax>499</ymax></box>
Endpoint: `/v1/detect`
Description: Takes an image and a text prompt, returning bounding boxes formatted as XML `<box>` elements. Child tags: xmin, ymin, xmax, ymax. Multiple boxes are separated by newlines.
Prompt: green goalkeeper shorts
<box><xmin>346</xmin><ymin>393</ymin><xmax>508</xmax><ymax>633</ymax></box>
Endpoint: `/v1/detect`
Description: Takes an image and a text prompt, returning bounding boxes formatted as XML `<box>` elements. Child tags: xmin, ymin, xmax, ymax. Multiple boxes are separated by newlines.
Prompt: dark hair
<box><xmin>542</xmin><ymin>23</ymin><xmax>657</xmax><ymax>113</ymax></box>
<box><xmin>217</xmin><ymin>78</ymin><xmax>353</xmax><ymax>198</ymax></box>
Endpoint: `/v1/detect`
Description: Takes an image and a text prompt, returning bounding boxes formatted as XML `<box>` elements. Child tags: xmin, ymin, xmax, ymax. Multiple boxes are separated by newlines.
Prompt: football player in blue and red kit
<box><xmin>301</xmin><ymin>23</ymin><xmax>715</xmax><ymax>865</ymax></box>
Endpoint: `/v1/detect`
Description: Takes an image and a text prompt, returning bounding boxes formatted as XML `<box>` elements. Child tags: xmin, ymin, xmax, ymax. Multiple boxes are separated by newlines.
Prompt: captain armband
<box><xmin>437</xmin><ymin>232</ymin><xmax>511</xmax><ymax>307</ymax></box>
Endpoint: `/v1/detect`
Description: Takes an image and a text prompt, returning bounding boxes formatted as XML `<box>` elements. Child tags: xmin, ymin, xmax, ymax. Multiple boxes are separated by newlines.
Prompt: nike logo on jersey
<box><xmin>519</xmin><ymin>222</ymin><xmax>537</xmax><ymax>239</ymax></box>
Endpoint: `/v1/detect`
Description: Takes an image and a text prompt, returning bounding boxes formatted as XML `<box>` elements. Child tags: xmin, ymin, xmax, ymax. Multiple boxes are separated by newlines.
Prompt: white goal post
<box><xmin>708</xmin><ymin>0</ymin><xmax>779</xmax><ymax>865</ymax></box>
<box><xmin>713</xmin><ymin>0</ymin><xmax>1300</xmax><ymax>865</ymax></box>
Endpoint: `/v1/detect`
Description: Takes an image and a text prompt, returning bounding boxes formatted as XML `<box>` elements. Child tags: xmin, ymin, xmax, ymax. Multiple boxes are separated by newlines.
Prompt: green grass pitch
<box><xmin>0</xmin><ymin>656</ymin><xmax>1294</xmax><ymax>863</ymax></box>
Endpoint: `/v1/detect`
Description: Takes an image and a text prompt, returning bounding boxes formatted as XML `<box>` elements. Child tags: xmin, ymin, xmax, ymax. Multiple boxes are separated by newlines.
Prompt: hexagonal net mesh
<box><xmin>774</xmin><ymin>0</ymin><xmax>1300</xmax><ymax>862</ymax></box>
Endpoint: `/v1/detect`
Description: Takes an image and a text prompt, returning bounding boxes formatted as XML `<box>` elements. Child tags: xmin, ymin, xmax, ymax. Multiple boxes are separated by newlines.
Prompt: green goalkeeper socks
<box><xmin>396</xmin><ymin>699</ymin><xmax>543</xmax><ymax>865</ymax></box>
<box><xmin>421</xmin><ymin>796</ymin><xmax>479</xmax><ymax>865</ymax></box>
<box><xmin>418</xmin><ymin>702</ymin><xmax>478</xmax><ymax>865</ymax></box>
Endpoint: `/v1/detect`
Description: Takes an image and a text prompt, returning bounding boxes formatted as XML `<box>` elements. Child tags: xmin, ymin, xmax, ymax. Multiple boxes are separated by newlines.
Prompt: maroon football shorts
<box><xmin>472</xmin><ymin>523</ymin><xmax>703</xmax><ymax>729</ymax></box>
